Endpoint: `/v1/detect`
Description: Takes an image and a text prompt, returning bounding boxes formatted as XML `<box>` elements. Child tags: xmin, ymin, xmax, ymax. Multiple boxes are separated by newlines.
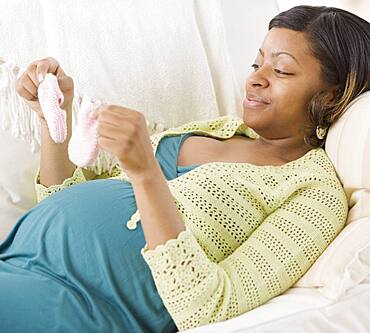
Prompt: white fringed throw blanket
<box><xmin>0</xmin><ymin>0</ymin><xmax>242</xmax><ymax>176</ymax></box>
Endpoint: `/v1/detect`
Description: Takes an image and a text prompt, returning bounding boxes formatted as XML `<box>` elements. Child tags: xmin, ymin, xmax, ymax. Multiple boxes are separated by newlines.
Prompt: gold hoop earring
<box><xmin>316</xmin><ymin>126</ymin><xmax>328</xmax><ymax>140</ymax></box>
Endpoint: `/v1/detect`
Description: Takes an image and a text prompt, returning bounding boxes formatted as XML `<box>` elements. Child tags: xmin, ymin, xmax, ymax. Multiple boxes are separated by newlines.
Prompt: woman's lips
<box><xmin>243</xmin><ymin>97</ymin><xmax>270</xmax><ymax>109</ymax></box>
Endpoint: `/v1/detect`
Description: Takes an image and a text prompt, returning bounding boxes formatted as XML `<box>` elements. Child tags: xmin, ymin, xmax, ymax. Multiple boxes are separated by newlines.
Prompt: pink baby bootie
<box><xmin>68</xmin><ymin>97</ymin><xmax>102</xmax><ymax>167</ymax></box>
<box><xmin>38</xmin><ymin>73</ymin><xmax>67</xmax><ymax>143</ymax></box>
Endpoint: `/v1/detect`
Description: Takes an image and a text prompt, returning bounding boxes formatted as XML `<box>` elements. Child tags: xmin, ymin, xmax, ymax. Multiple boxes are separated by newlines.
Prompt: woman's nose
<box><xmin>246</xmin><ymin>68</ymin><xmax>269</xmax><ymax>89</ymax></box>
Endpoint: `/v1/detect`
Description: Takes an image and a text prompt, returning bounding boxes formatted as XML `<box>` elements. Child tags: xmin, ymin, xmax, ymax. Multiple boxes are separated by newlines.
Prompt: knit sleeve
<box><xmin>140</xmin><ymin>182</ymin><xmax>348</xmax><ymax>331</ymax></box>
<box><xmin>34</xmin><ymin>164</ymin><xmax>123</xmax><ymax>203</ymax></box>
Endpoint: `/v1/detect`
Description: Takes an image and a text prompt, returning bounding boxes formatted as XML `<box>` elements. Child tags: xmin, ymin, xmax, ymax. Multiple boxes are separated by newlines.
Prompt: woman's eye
<box><xmin>274</xmin><ymin>69</ymin><xmax>293</xmax><ymax>75</ymax></box>
<box><xmin>251</xmin><ymin>64</ymin><xmax>293</xmax><ymax>76</ymax></box>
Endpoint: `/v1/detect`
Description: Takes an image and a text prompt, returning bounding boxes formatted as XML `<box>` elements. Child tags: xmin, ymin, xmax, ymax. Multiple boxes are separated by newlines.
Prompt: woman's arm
<box><xmin>130</xmin><ymin>161</ymin><xmax>185</xmax><ymax>250</ymax></box>
<box><xmin>139</xmin><ymin>181</ymin><xmax>348</xmax><ymax>331</ymax></box>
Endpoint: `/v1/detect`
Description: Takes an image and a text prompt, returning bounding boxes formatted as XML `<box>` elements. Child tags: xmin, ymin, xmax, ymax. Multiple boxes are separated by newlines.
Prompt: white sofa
<box><xmin>0</xmin><ymin>1</ymin><xmax>369</xmax><ymax>332</ymax></box>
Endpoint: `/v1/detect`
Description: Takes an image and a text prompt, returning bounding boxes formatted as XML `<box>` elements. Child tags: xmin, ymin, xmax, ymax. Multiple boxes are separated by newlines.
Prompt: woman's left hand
<box><xmin>91</xmin><ymin>104</ymin><xmax>159</xmax><ymax>181</ymax></box>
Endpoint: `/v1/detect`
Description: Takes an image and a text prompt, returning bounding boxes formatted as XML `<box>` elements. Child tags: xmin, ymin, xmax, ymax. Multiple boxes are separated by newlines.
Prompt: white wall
<box><xmin>220</xmin><ymin>0</ymin><xmax>279</xmax><ymax>99</ymax></box>
<box><xmin>276</xmin><ymin>0</ymin><xmax>370</xmax><ymax>22</ymax></box>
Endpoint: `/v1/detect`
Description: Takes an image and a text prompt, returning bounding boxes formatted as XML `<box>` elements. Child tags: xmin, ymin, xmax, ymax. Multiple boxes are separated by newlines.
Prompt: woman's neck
<box><xmin>252</xmin><ymin>135</ymin><xmax>312</xmax><ymax>162</ymax></box>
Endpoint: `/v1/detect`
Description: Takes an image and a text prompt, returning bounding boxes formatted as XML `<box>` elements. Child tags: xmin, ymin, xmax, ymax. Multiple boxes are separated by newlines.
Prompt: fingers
<box><xmin>16</xmin><ymin>71</ymin><xmax>38</xmax><ymax>101</ymax></box>
<box><xmin>23</xmin><ymin>73</ymin><xmax>38</xmax><ymax>100</ymax></box>
<box><xmin>94</xmin><ymin>109</ymin><xmax>123</xmax><ymax>126</ymax></box>
<box><xmin>97</xmin><ymin>122</ymin><xmax>120</xmax><ymax>140</ymax></box>
<box><xmin>35</xmin><ymin>56</ymin><xmax>65</xmax><ymax>83</ymax></box>
<box><xmin>17</xmin><ymin>85</ymin><xmax>37</xmax><ymax>101</ymax></box>
<box><xmin>95</xmin><ymin>105</ymin><xmax>137</xmax><ymax>117</ymax></box>
<box><xmin>26</xmin><ymin>63</ymin><xmax>39</xmax><ymax>87</ymax></box>
<box><xmin>57</xmin><ymin>75</ymin><xmax>74</xmax><ymax>93</ymax></box>
<box><xmin>16</xmin><ymin>56</ymin><xmax>69</xmax><ymax>100</ymax></box>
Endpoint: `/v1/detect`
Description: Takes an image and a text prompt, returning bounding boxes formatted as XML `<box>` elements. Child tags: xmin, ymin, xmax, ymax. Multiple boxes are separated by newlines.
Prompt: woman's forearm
<box><xmin>130</xmin><ymin>162</ymin><xmax>186</xmax><ymax>250</ymax></box>
<box><xmin>39</xmin><ymin>107</ymin><xmax>77</xmax><ymax>187</ymax></box>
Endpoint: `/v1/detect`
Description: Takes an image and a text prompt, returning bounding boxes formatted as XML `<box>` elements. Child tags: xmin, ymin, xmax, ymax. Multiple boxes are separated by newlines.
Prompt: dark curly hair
<box><xmin>269</xmin><ymin>6</ymin><xmax>370</xmax><ymax>148</ymax></box>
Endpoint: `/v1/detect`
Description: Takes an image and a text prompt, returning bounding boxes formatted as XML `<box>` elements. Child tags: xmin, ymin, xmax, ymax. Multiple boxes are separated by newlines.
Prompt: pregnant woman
<box><xmin>1</xmin><ymin>5</ymin><xmax>369</xmax><ymax>333</ymax></box>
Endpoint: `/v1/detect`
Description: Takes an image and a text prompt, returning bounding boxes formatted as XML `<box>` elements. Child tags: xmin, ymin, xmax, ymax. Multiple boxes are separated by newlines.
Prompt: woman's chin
<box><xmin>242</xmin><ymin>107</ymin><xmax>267</xmax><ymax>127</ymax></box>
<box><xmin>242</xmin><ymin>113</ymin><xmax>258</xmax><ymax>129</ymax></box>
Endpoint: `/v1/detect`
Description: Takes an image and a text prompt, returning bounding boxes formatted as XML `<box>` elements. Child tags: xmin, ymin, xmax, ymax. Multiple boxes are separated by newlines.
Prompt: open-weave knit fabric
<box><xmin>34</xmin><ymin>115</ymin><xmax>348</xmax><ymax>331</ymax></box>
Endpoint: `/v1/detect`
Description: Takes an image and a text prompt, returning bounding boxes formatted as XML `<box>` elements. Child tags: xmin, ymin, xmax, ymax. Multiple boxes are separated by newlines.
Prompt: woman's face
<box><xmin>243</xmin><ymin>27</ymin><xmax>329</xmax><ymax>142</ymax></box>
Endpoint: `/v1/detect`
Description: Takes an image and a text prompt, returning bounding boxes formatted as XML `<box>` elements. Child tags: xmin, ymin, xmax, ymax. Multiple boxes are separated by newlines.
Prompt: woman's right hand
<box><xmin>16</xmin><ymin>57</ymin><xmax>74</xmax><ymax>121</ymax></box>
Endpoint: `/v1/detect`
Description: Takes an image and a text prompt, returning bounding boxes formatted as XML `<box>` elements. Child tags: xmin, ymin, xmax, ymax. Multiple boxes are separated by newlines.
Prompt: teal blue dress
<box><xmin>0</xmin><ymin>133</ymin><xmax>200</xmax><ymax>333</ymax></box>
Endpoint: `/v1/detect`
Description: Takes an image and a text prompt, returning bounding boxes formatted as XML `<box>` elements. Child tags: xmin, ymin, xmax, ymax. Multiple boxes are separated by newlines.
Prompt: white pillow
<box><xmin>319</xmin><ymin>217</ymin><xmax>370</xmax><ymax>300</ymax></box>
<box><xmin>293</xmin><ymin>91</ymin><xmax>370</xmax><ymax>298</ymax></box>
<box><xmin>294</xmin><ymin>217</ymin><xmax>370</xmax><ymax>300</ymax></box>
<box><xmin>325</xmin><ymin>91</ymin><xmax>370</xmax><ymax>222</ymax></box>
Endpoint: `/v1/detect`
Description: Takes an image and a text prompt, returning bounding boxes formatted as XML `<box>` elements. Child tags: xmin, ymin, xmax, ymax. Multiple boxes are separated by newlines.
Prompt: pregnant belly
<box><xmin>0</xmin><ymin>179</ymin><xmax>176</xmax><ymax>332</ymax></box>
<box><xmin>0</xmin><ymin>179</ymin><xmax>147</xmax><ymax>300</ymax></box>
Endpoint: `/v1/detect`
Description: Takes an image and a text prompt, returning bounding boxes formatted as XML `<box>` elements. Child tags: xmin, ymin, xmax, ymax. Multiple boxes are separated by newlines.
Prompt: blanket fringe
<box><xmin>0</xmin><ymin>58</ymin><xmax>169</xmax><ymax>175</ymax></box>
<box><xmin>0</xmin><ymin>59</ymin><xmax>42</xmax><ymax>153</ymax></box>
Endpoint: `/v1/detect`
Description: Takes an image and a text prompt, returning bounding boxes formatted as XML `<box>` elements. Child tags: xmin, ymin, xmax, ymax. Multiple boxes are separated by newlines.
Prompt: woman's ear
<box><xmin>327</xmin><ymin>85</ymin><xmax>341</xmax><ymax>103</ymax></box>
